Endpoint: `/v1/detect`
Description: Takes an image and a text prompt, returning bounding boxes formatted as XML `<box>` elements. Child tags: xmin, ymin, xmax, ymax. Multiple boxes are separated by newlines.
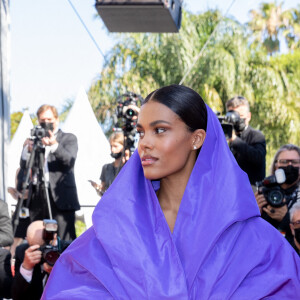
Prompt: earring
<box><xmin>193</xmin><ymin>145</ymin><xmax>197</xmax><ymax>150</ymax></box>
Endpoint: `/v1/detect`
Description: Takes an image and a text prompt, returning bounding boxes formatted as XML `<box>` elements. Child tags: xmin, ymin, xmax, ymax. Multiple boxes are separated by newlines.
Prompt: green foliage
<box><xmin>10</xmin><ymin>111</ymin><xmax>37</xmax><ymax>139</ymax></box>
<box><xmin>75</xmin><ymin>219</ymin><xmax>87</xmax><ymax>237</ymax></box>
<box><xmin>282</xmin><ymin>5</ymin><xmax>300</xmax><ymax>51</ymax></box>
<box><xmin>88</xmin><ymin>6</ymin><xmax>300</xmax><ymax>172</ymax></box>
<box><xmin>10</xmin><ymin>111</ymin><xmax>24</xmax><ymax>139</ymax></box>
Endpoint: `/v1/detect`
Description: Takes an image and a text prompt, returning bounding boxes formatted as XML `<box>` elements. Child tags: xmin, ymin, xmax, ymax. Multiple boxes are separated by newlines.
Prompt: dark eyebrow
<box><xmin>136</xmin><ymin>120</ymin><xmax>171</xmax><ymax>128</ymax></box>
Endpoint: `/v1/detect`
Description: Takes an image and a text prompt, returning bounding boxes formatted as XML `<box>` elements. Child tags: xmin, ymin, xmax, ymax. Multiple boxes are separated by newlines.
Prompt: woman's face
<box><xmin>275</xmin><ymin>150</ymin><xmax>300</xmax><ymax>187</ymax></box>
<box><xmin>111</xmin><ymin>141</ymin><xmax>123</xmax><ymax>154</ymax></box>
<box><xmin>137</xmin><ymin>100</ymin><xmax>200</xmax><ymax>180</ymax></box>
<box><xmin>275</xmin><ymin>150</ymin><xmax>300</xmax><ymax>170</ymax></box>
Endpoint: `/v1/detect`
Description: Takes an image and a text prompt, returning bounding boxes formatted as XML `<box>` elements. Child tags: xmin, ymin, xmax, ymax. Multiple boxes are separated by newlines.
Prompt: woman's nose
<box><xmin>139</xmin><ymin>133</ymin><xmax>153</xmax><ymax>150</ymax></box>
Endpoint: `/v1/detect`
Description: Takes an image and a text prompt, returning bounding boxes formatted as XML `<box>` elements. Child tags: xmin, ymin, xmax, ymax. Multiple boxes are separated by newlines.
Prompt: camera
<box><xmin>31</xmin><ymin>123</ymin><xmax>54</xmax><ymax>139</ymax></box>
<box><xmin>39</xmin><ymin>219</ymin><xmax>61</xmax><ymax>266</ymax></box>
<box><xmin>217</xmin><ymin>110</ymin><xmax>245</xmax><ymax>139</ymax></box>
<box><xmin>114</xmin><ymin>92</ymin><xmax>142</xmax><ymax>152</ymax></box>
<box><xmin>256</xmin><ymin>169</ymin><xmax>286</xmax><ymax>207</ymax></box>
<box><xmin>115</xmin><ymin>92</ymin><xmax>141</xmax><ymax>129</ymax></box>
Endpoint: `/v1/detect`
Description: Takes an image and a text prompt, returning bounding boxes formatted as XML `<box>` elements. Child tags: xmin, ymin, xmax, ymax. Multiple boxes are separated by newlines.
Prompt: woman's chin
<box><xmin>143</xmin><ymin>170</ymin><xmax>161</xmax><ymax>181</ymax></box>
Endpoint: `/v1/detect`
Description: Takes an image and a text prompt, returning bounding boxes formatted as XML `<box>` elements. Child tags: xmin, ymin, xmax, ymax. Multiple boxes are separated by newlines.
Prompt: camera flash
<box><xmin>275</xmin><ymin>168</ymin><xmax>286</xmax><ymax>184</ymax></box>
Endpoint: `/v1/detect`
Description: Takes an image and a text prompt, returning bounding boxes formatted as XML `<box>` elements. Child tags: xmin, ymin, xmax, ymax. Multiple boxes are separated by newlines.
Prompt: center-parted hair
<box><xmin>143</xmin><ymin>84</ymin><xmax>207</xmax><ymax>132</ymax></box>
<box><xmin>109</xmin><ymin>132</ymin><xmax>124</xmax><ymax>146</ymax></box>
<box><xmin>37</xmin><ymin>104</ymin><xmax>58</xmax><ymax>119</ymax></box>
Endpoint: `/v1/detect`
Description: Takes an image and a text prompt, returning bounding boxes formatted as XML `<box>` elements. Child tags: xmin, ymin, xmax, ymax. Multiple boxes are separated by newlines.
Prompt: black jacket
<box><xmin>12</xmin><ymin>243</ymin><xmax>44</xmax><ymax>300</ymax></box>
<box><xmin>12</xmin><ymin>240</ymin><xmax>71</xmax><ymax>300</ymax></box>
<box><xmin>0</xmin><ymin>248</ymin><xmax>12</xmax><ymax>299</ymax></box>
<box><xmin>229</xmin><ymin>126</ymin><xmax>266</xmax><ymax>185</ymax></box>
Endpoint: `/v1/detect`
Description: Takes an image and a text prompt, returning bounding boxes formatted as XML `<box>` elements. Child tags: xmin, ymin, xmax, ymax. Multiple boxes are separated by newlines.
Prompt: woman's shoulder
<box><xmin>102</xmin><ymin>162</ymin><xmax>114</xmax><ymax>171</ymax></box>
<box><xmin>196</xmin><ymin>217</ymin><xmax>300</xmax><ymax>299</ymax></box>
<box><xmin>237</xmin><ymin>216</ymin><xmax>294</xmax><ymax>252</ymax></box>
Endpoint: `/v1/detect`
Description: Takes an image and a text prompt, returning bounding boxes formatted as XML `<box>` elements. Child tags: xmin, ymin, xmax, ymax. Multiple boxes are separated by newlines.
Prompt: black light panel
<box><xmin>95</xmin><ymin>0</ymin><xmax>182</xmax><ymax>33</ymax></box>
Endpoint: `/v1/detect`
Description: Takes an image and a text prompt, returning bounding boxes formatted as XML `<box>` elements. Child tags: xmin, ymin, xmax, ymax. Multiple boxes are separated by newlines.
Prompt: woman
<box><xmin>90</xmin><ymin>132</ymin><xmax>128</xmax><ymax>196</ymax></box>
<box><xmin>255</xmin><ymin>144</ymin><xmax>300</xmax><ymax>246</ymax></box>
<box><xmin>42</xmin><ymin>85</ymin><xmax>300</xmax><ymax>299</ymax></box>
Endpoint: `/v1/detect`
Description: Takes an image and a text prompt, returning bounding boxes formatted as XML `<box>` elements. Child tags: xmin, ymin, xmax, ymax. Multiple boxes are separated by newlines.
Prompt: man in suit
<box><xmin>226</xmin><ymin>96</ymin><xmax>266</xmax><ymax>187</ymax></box>
<box><xmin>0</xmin><ymin>199</ymin><xmax>13</xmax><ymax>299</ymax></box>
<box><xmin>18</xmin><ymin>104</ymin><xmax>80</xmax><ymax>240</ymax></box>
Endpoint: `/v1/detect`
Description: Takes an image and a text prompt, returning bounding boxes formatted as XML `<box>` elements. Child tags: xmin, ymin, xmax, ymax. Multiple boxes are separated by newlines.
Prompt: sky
<box><xmin>10</xmin><ymin>0</ymin><xmax>299</xmax><ymax>114</ymax></box>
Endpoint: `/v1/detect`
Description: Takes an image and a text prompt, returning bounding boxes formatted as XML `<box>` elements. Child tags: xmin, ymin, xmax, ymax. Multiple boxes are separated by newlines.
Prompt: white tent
<box><xmin>62</xmin><ymin>87</ymin><xmax>112</xmax><ymax>228</ymax></box>
<box><xmin>6</xmin><ymin>110</ymin><xmax>34</xmax><ymax>211</ymax></box>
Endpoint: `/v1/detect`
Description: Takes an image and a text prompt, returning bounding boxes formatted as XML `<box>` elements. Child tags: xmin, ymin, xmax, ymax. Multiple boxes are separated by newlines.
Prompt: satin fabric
<box><xmin>42</xmin><ymin>105</ymin><xmax>300</xmax><ymax>299</ymax></box>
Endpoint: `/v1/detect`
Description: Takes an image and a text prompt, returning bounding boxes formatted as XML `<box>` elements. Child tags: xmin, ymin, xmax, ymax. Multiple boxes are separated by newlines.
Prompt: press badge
<box><xmin>19</xmin><ymin>207</ymin><xmax>30</xmax><ymax>218</ymax></box>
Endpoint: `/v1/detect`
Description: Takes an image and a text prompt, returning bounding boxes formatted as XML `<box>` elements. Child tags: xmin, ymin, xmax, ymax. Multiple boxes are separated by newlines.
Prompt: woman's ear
<box><xmin>192</xmin><ymin>129</ymin><xmax>206</xmax><ymax>150</ymax></box>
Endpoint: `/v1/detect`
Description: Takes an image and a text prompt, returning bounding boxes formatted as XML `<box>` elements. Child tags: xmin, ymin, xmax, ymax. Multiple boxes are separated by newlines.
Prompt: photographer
<box><xmin>90</xmin><ymin>94</ymin><xmax>141</xmax><ymax>195</ymax></box>
<box><xmin>12</xmin><ymin>220</ymin><xmax>70</xmax><ymax>300</ymax></box>
<box><xmin>226</xmin><ymin>96</ymin><xmax>266</xmax><ymax>186</ymax></box>
<box><xmin>90</xmin><ymin>132</ymin><xmax>129</xmax><ymax>195</ymax></box>
<box><xmin>17</xmin><ymin>104</ymin><xmax>80</xmax><ymax>241</ymax></box>
<box><xmin>255</xmin><ymin>144</ymin><xmax>300</xmax><ymax>245</ymax></box>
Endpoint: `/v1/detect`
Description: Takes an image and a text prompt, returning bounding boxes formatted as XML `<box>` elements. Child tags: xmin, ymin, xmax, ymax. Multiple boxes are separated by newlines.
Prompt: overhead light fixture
<box><xmin>95</xmin><ymin>0</ymin><xmax>182</xmax><ymax>33</ymax></box>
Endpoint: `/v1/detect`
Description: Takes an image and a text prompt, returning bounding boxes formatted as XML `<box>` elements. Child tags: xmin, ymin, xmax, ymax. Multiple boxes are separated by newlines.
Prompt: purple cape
<box><xmin>42</xmin><ymin>106</ymin><xmax>300</xmax><ymax>299</ymax></box>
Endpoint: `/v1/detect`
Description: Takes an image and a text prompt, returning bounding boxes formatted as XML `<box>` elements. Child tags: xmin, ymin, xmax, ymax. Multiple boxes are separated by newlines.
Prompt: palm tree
<box><xmin>248</xmin><ymin>2</ymin><xmax>286</xmax><ymax>55</ymax></box>
<box><xmin>282</xmin><ymin>5</ymin><xmax>300</xmax><ymax>50</ymax></box>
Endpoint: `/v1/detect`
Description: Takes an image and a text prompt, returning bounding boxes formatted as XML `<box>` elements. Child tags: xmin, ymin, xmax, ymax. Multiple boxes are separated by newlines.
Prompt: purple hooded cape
<box><xmin>42</xmin><ymin>106</ymin><xmax>300</xmax><ymax>299</ymax></box>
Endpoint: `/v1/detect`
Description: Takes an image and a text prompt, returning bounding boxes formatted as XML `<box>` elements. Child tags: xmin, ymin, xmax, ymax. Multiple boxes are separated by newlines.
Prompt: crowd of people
<box><xmin>2</xmin><ymin>104</ymin><xmax>79</xmax><ymax>299</ymax></box>
<box><xmin>1</xmin><ymin>85</ymin><xmax>300</xmax><ymax>298</ymax></box>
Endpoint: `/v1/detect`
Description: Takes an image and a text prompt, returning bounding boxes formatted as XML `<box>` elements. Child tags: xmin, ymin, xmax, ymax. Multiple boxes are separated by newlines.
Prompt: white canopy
<box><xmin>62</xmin><ymin>87</ymin><xmax>112</xmax><ymax>228</ymax></box>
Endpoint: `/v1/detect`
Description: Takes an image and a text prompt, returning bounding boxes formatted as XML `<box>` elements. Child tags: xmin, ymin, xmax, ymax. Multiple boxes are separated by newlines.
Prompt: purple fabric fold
<box><xmin>42</xmin><ymin>105</ymin><xmax>300</xmax><ymax>299</ymax></box>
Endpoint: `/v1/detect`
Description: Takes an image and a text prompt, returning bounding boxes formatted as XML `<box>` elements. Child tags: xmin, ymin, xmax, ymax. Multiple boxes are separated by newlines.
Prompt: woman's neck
<box><xmin>157</xmin><ymin>154</ymin><xmax>196</xmax><ymax>232</ymax></box>
<box><xmin>113</xmin><ymin>158</ymin><xmax>122</xmax><ymax>167</ymax></box>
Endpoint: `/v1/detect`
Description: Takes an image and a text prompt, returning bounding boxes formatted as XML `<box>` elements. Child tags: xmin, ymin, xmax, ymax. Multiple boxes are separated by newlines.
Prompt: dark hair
<box><xmin>143</xmin><ymin>85</ymin><xmax>207</xmax><ymax>132</ymax></box>
<box><xmin>226</xmin><ymin>96</ymin><xmax>250</xmax><ymax>112</ymax></box>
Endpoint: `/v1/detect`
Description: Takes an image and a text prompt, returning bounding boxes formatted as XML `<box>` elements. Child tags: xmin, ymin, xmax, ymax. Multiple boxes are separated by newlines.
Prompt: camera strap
<box><xmin>57</xmin><ymin>236</ymin><xmax>62</xmax><ymax>252</ymax></box>
<box><xmin>295</xmin><ymin>187</ymin><xmax>300</xmax><ymax>205</ymax></box>
<box><xmin>287</xmin><ymin>187</ymin><xmax>299</xmax><ymax>210</ymax></box>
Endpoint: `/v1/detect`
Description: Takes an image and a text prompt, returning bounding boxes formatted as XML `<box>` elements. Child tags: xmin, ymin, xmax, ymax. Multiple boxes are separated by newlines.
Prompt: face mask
<box><xmin>294</xmin><ymin>228</ymin><xmax>300</xmax><ymax>244</ymax></box>
<box><xmin>280</xmin><ymin>165</ymin><xmax>299</xmax><ymax>185</ymax></box>
<box><xmin>111</xmin><ymin>152</ymin><xmax>122</xmax><ymax>159</ymax></box>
